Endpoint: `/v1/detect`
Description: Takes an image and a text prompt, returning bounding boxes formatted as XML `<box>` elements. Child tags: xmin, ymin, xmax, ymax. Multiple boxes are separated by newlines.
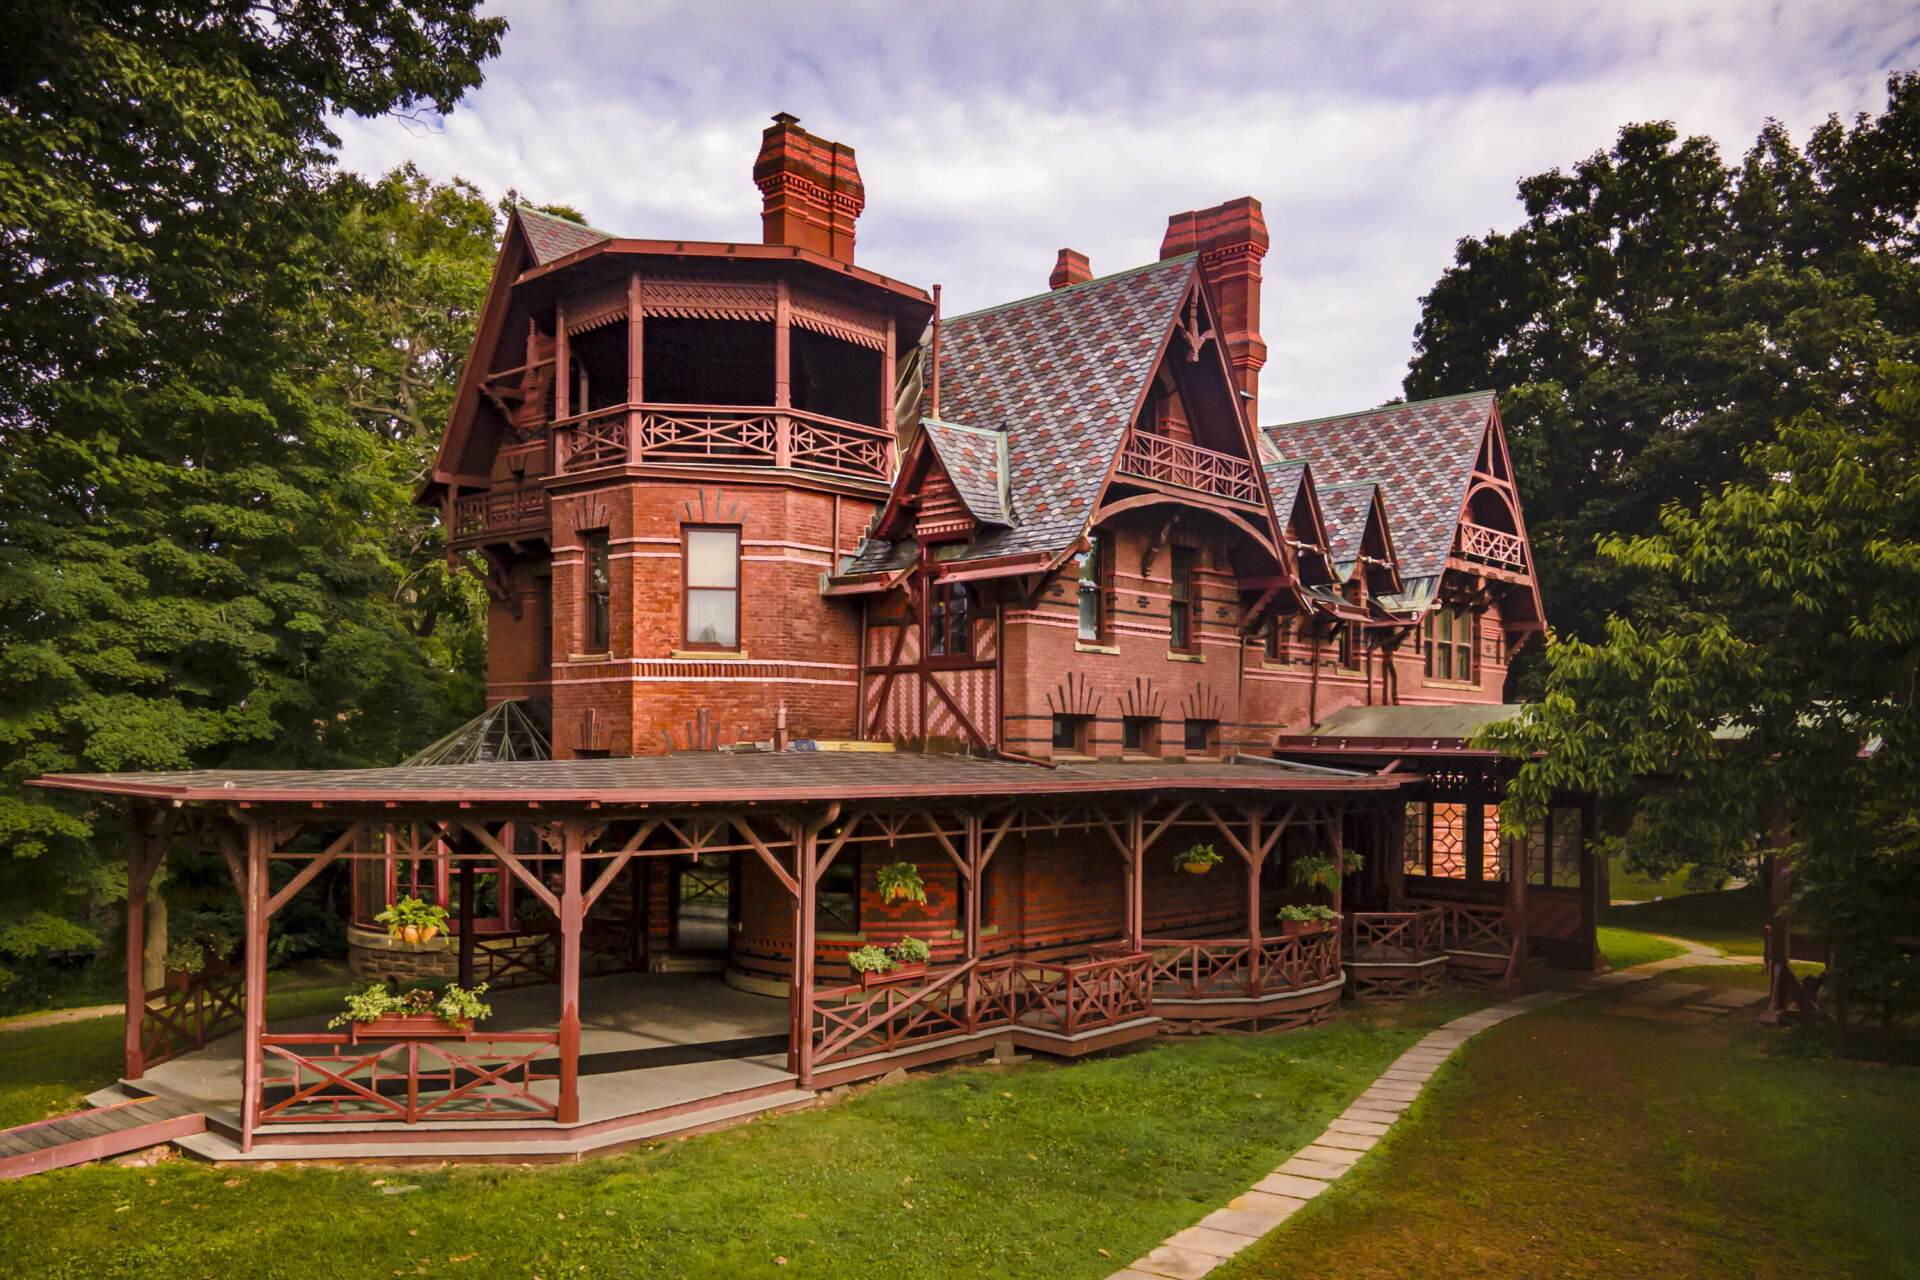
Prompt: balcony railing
<box><xmin>1124</xmin><ymin>929</ymin><xmax>1342</xmax><ymax>1002</ymax></box>
<box><xmin>1456</xmin><ymin>521</ymin><xmax>1527</xmax><ymax>570</ymax></box>
<box><xmin>1347</xmin><ymin>908</ymin><xmax>1446</xmax><ymax>963</ymax></box>
<box><xmin>1116</xmin><ymin>430</ymin><xmax>1261</xmax><ymax>505</ymax></box>
<box><xmin>450</xmin><ymin>486</ymin><xmax>549</xmax><ymax>545</ymax></box>
<box><xmin>553</xmin><ymin>403</ymin><xmax>895</xmax><ymax>484</ymax></box>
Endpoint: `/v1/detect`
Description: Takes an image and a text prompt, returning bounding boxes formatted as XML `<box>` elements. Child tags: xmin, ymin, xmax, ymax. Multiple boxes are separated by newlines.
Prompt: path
<box><xmin>1108</xmin><ymin>938</ymin><xmax>1752</xmax><ymax>1280</ymax></box>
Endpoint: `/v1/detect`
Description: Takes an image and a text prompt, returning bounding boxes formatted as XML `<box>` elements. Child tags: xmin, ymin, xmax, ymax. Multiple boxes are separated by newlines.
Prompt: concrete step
<box><xmin>173</xmin><ymin>1087</ymin><xmax>817</xmax><ymax>1165</ymax></box>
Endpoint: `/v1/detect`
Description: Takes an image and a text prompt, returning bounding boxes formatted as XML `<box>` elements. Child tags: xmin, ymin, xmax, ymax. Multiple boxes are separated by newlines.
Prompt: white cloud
<box><xmin>333</xmin><ymin>0</ymin><xmax>1920</xmax><ymax>422</ymax></box>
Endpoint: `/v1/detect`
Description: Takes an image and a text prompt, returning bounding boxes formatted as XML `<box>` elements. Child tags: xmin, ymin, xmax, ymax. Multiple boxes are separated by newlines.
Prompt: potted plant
<box><xmin>848</xmin><ymin>944</ymin><xmax>898</xmax><ymax>989</ymax></box>
<box><xmin>160</xmin><ymin>912</ymin><xmax>238</xmax><ymax>987</ymax></box>
<box><xmin>1176</xmin><ymin>842</ymin><xmax>1223</xmax><ymax>875</ymax></box>
<box><xmin>1275</xmin><ymin>904</ymin><xmax>1341</xmax><ymax>937</ymax></box>
<box><xmin>876</xmin><ymin>861</ymin><xmax>927</xmax><ymax>906</ymax></box>
<box><xmin>328</xmin><ymin>982</ymin><xmax>492</xmax><ymax>1042</ymax></box>
<box><xmin>375</xmin><ymin>895</ymin><xmax>451</xmax><ymax>944</ymax></box>
<box><xmin>874</xmin><ymin>935</ymin><xmax>931</xmax><ymax>985</ymax></box>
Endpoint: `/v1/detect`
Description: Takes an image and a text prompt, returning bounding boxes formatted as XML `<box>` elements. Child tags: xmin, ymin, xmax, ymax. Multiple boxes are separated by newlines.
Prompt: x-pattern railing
<box><xmin>637</xmin><ymin>408</ymin><xmax>778</xmax><ymax>461</ymax></box>
<box><xmin>1348</xmin><ymin>909</ymin><xmax>1446</xmax><ymax>962</ymax></box>
<box><xmin>1258</xmin><ymin>930</ymin><xmax>1342</xmax><ymax>991</ymax></box>
<box><xmin>1403</xmin><ymin>899</ymin><xmax>1513</xmax><ymax>955</ymax></box>
<box><xmin>475</xmin><ymin>932</ymin><xmax>557</xmax><ymax>988</ymax></box>
<box><xmin>452</xmin><ymin>487</ymin><xmax>549</xmax><ymax>540</ymax></box>
<box><xmin>1016</xmin><ymin>952</ymin><xmax>1154</xmax><ymax>1036</ymax></box>
<box><xmin>1138</xmin><ymin>932</ymin><xmax>1341</xmax><ymax>1001</ymax></box>
<box><xmin>1457</xmin><ymin>521</ymin><xmax>1527</xmax><ymax>569</ymax></box>
<box><xmin>557</xmin><ymin>407</ymin><xmax>630</xmax><ymax>471</ymax></box>
<box><xmin>789</xmin><ymin>413</ymin><xmax>890</xmax><ymax>481</ymax></box>
<box><xmin>554</xmin><ymin>403</ymin><xmax>893</xmax><ymax>482</ymax></box>
<box><xmin>142</xmin><ymin>963</ymin><xmax>244</xmax><ymax>1067</ymax></box>
<box><xmin>258</xmin><ymin>1031</ymin><xmax>559</xmax><ymax>1124</ymax></box>
<box><xmin>1118</xmin><ymin>431</ymin><xmax>1261</xmax><ymax>504</ymax></box>
<box><xmin>810</xmin><ymin>961</ymin><xmax>981</xmax><ymax>1066</ymax></box>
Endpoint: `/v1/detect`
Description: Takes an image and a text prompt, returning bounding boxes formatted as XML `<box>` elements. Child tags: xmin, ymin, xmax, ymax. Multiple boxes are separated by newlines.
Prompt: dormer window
<box><xmin>928</xmin><ymin>580</ymin><xmax>971</xmax><ymax>658</ymax></box>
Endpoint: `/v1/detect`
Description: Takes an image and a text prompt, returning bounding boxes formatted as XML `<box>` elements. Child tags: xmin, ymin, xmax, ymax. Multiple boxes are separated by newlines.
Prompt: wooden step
<box><xmin>0</xmin><ymin>1097</ymin><xmax>206</xmax><ymax>1180</ymax></box>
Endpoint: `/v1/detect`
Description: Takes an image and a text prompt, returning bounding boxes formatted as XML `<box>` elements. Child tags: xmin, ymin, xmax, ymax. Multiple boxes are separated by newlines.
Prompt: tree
<box><xmin>1489</xmin><ymin>362</ymin><xmax>1920</xmax><ymax>1031</ymax></box>
<box><xmin>0</xmin><ymin>4</ymin><xmax>504</xmax><ymax>988</ymax></box>
<box><xmin>1406</xmin><ymin>75</ymin><xmax>1920</xmax><ymax>661</ymax></box>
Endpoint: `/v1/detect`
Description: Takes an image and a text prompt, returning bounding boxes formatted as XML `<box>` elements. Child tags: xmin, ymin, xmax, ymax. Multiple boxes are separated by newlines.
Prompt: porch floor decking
<box><xmin>112</xmin><ymin>972</ymin><xmax>794</xmax><ymax>1134</ymax></box>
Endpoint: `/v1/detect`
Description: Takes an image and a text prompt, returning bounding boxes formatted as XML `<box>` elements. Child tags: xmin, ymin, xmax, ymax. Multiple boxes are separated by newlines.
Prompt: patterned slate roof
<box><xmin>515</xmin><ymin>206</ymin><xmax>614</xmax><ymax>265</ymax></box>
<box><xmin>1317</xmin><ymin>480</ymin><xmax>1379</xmax><ymax>572</ymax></box>
<box><xmin>922</xmin><ymin>418</ymin><xmax>1008</xmax><ymax>525</ymax></box>
<box><xmin>1263</xmin><ymin>391</ymin><xmax>1495</xmax><ymax>581</ymax></box>
<box><xmin>931</xmin><ymin>255</ymin><xmax>1199</xmax><ymax>563</ymax></box>
<box><xmin>1261</xmin><ymin>460</ymin><xmax>1309</xmax><ymax>519</ymax></box>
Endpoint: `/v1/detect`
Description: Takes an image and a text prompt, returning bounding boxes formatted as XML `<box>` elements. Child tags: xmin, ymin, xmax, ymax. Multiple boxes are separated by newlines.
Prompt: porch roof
<box><xmin>31</xmin><ymin>751</ymin><xmax>1401</xmax><ymax>807</ymax></box>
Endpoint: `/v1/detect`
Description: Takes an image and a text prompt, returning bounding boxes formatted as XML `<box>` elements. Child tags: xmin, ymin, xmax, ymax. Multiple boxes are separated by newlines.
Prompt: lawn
<box><xmin>1596</xmin><ymin>926</ymin><xmax>1686</xmax><ymax>970</ymax></box>
<box><xmin>1603</xmin><ymin>883</ymin><xmax>1769</xmax><ymax>956</ymax></box>
<box><xmin>0</xmin><ymin>994</ymin><xmax>1481</xmax><ymax>1279</ymax></box>
<box><xmin>1214</xmin><ymin>970</ymin><xmax>1920</xmax><ymax>1280</ymax></box>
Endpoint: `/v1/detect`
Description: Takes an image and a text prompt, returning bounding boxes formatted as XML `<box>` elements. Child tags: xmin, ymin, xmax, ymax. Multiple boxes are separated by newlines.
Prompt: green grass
<box><xmin>1605</xmin><ymin>855</ymin><xmax>1735</xmax><ymax>903</ymax></box>
<box><xmin>0</xmin><ymin>995</ymin><xmax>1482</xmax><ymax>1278</ymax></box>
<box><xmin>1215</xmin><ymin>970</ymin><xmax>1920</xmax><ymax>1280</ymax></box>
<box><xmin>1596</xmin><ymin>927</ymin><xmax>1686</xmax><ymax>970</ymax></box>
<box><xmin>0</xmin><ymin>983</ymin><xmax>355</xmax><ymax>1130</ymax></box>
<box><xmin>1603</xmin><ymin>884</ymin><xmax>1769</xmax><ymax>956</ymax></box>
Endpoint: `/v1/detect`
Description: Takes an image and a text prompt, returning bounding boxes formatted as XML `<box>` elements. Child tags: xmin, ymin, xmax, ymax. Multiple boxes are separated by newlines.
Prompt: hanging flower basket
<box><xmin>1175</xmin><ymin>843</ymin><xmax>1223</xmax><ymax>875</ymax></box>
<box><xmin>875</xmin><ymin>861</ymin><xmax>927</xmax><ymax>906</ymax></box>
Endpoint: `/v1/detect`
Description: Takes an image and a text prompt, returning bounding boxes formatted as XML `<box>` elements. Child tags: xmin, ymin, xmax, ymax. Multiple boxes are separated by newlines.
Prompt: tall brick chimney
<box><xmin>754</xmin><ymin>112</ymin><xmax>865</xmax><ymax>264</ymax></box>
<box><xmin>1160</xmin><ymin>197</ymin><xmax>1269</xmax><ymax>423</ymax></box>
<box><xmin>1050</xmin><ymin>248</ymin><xmax>1092</xmax><ymax>290</ymax></box>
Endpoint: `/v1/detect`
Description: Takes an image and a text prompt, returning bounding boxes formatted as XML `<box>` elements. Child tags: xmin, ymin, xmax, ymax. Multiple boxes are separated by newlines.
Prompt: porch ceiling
<box><xmin>32</xmin><ymin>751</ymin><xmax>1401</xmax><ymax>806</ymax></box>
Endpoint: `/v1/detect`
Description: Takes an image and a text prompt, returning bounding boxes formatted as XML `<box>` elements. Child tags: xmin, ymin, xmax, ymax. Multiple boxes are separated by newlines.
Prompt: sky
<box><xmin>334</xmin><ymin>1</ymin><xmax>1920</xmax><ymax>424</ymax></box>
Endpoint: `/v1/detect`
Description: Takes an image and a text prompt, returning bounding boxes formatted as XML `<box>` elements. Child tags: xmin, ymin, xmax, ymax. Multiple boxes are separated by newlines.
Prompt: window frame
<box><xmin>1169</xmin><ymin>546</ymin><xmax>1199</xmax><ymax>654</ymax></box>
<box><xmin>1075</xmin><ymin>533</ymin><xmax>1112</xmax><ymax>645</ymax></box>
<box><xmin>1050</xmin><ymin>713</ymin><xmax>1093</xmax><ymax>756</ymax></box>
<box><xmin>1183</xmin><ymin>718</ymin><xmax>1220</xmax><ymax>755</ymax></box>
<box><xmin>1121</xmin><ymin>715</ymin><xmax>1161</xmax><ymax>756</ymax></box>
<box><xmin>926</xmin><ymin>578</ymin><xmax>972</xmax><ymax>663</ymax></box>
<box><xmin>582</xmin><ymin>528</ymin><xmax>613</xmax><ymax>654</ymax></box>
<box><xmin>681</xmin><ymin>524</ymin><xmax>742</xmax><ymax>652</ymax></box>
<box><xmin>1423</xmin><ymin>604</ymin><xmax>1477</xmax><ymax>684</ymax></box>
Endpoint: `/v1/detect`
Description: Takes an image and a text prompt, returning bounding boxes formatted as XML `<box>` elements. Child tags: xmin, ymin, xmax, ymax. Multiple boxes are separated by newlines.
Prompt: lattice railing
<box><xmin>1117</xmin><ymin>431</ymin><xmax>1261</xmax><ymax>504</ymax></box>
<box><xmin>1015</xmin><ymin>952</ymin><xmax>1154</xmax><ymax>1036</ymax></box>
<box><xmin>1137</xmin><ymin>932</ymin><xmax>1341</xmax><ymax>1001</ymax></box>
<box><xmin>1456</xmin><ymin>521</ymin><xmax>1527</xmax><ymax>569</ymax></box>
<box><xmin>1256</xmin><ymin>930</ymin><xmax>1343</xmax><ymax>992</ymax></box>
<box><xmin>809</xmin><ymin>961</ymin><xmax>990</xmax><ymax>1067</ymax></box>
<box><xmin>1403</xmin><ymin>899</ymin><xmax>1513</xmax><ymax>955</ymax></box>
<box><xmin>1347</xmin><ymin>909</ymin><xmax>1446</xmax><ymax>963</ymax></box>
<box><xmin>450</xmin><ymin>486</ymin><xmax>549</xmax><ymax>542</ymax></box>
<box><xmin>554</xmin><ymin>403</ymin><xmax>893</xmax><ymax>482</ymax></box>
<box><xmin>258</xmin><ymin>1031</ymin><xmax>559</xmax><ymax>1124</ymax></box>
<box><xmin>142</xmin><ymin>960</ymin><xmax>244</xmax><ymax>1068</ymax></box>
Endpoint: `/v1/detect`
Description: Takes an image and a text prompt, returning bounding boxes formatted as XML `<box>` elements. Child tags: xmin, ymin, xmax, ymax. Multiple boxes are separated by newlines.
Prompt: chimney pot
<box><xmin>1161</xmin><ymin>197</ymin><xmax>1269</xmax><ymax>423</ymax></box>
<box><xmin>1049</xmin><ymin>248</ymin><xmax>1092</xmax><ymax>290</ymax></box>
<box><xmin>754</xmin><ymin>113</ymin><xmax>865</xmax><ymax>264</ymax></box>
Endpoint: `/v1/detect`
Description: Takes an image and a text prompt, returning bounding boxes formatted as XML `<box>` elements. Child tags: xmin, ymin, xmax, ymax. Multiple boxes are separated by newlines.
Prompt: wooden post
<box><xmin>1465</xmin><ymin>776</ymin><xmax>1486</xmax><ymax>882</ymax></box>
<box><xmin>238</xmin><ymin>819</ymin><xmax>270</xmax><ymax>1154</ymax></box>
<box><xmin>963</xmin><ymin>811</ymin><xmax>982</xmax><ymax>1030</ymax></box>
<box><xmin>1126</xmin><ymin>807</ymin><xmax>1145</xmax><ymax>951</ymax></box>
<box><xmin>123</xmin><ymin>807</ymin><xmax>170</xmax><ymax>1081</ymax></box>
<box><xmin>1506</xmin><ymin>829</ymin><xmax>1528</xmax><ymax>986</ymax></box>
<box><xmin>557</xmin><ymin>822</ymin><xmax>584</xmax><ymax>1125</ymax></box>
<box><xmin>553</xmin><ymin>299</ymin><xmax>570</xmax><ymax>422</ymax></box>
<box><xmin>1384</xmin><ymin>799</ymin><xmax>1407</xmax><ymax>907</ymax></box>
<box><xmin>627</xmin><ymin>270</ymin><xmax>644</xmax><ymax>404</ymax></box>
<box><xmin>774</xmin><ymin>277</ymin><xmax>792</xmax><ymax>468</ymax></box>
<box><xmin>881</xmin><ymin>312</ymin><xmax>897</xmax><ymax>442</ymax></box>
<box><xmin>1245</xmin><ymin>807</ymin><xmax>1264</xmax><ymax>998</ymax></box>
<box><xmin>458</xmin><ymin>859</ymin><xmax>476</xmax><ymax>989</ymax></box>
<box><xmin>793</xmin><ymin>814</ymin><xmax>820</xmax><ymax>1086</ymax></box>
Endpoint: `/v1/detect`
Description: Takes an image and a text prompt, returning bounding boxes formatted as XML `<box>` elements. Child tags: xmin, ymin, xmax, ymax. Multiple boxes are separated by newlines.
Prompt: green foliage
<box><xmin>160</xmin><ymin>907</ymin><xmax>238</xmax><ymax>974</ymax></box>
<box><xmin>326</xmin><ymin>981</ymin><xmax>490</xmax><ymax>1029</ymax></box>
<box><xmin>1175</xmin><ymin>842</ymin><xmax>1222</xmax><ymax>873</ymax></box>
<box><xmin>1488</xmin><ymin>363</ymin><xmax>1920</xmax><ymax>1029</ymax></box>
<box><xmin>1275</xmin><ymin>904</ymin><xmax>1340</xmax><ymax>924</ymax></box>
<box><xmin>1290</xmin><ymin>853</ymin><xmax>1353</xmax><ymax>893</ymax></box>
<box><xmin>0</xmin><ymin>6</ymin><xmax>504</xmax><ymax>977</ymax></box>
<box><xmin>846</xmin><ymin>944</ymin><xmax>894</xmax><ymax>974</ymax></box>
<box><xmin>889</xmin><ymin>935</ymin><xmax>931</xmax><ymax>965</ymax></box>
<box><xmin>1407</xmin><ymin>74</ymin><xmax>1920</xmax><ymax>661</ymax></box>
<box><xmin>875</xmin><ymin>861</ymin><xmax>927</xmax><ymax>904</ymax></box>
<box><xmin>373</xmin><ymin>895</ymin><xmax>450</xmax><ymax>939</ymax></box>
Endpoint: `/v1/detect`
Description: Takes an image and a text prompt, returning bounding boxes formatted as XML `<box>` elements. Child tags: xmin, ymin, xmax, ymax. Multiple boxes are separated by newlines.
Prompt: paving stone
<box><xmin>1106</xmin><ymin>1270</ymin><xmax>1168</xmax><ymax>1280</ymax></box>
<box><xmin>1198</xmin><ymin>1207</ymin><xmax>1289</xmax><ymax>1238</ymax></box>
<box><xmin>1298</xmin><ymin>1143</ymin><xmax>1362</xmax><ymax>1168</ymax></box>
<box><xmin>1701</xmin><ymin>987</ymin><xmax>1767</xmax><ymax>1008</ymax></box>
<box><xmin>1365</xmin><ymin>1081</ymin><xmax>1422</xmax><ymax>1100</ymax></box>
<box><xmin>1278</xmin><ymin>1154</ymin><xmax>1350</xmax><ymax>1180</ymax></box>
<box><xmin>1326</xmin><ymin>1117</ymin><xmax>1391</xmax><ymax>1137</ymax></box>
<box><xmin>1131</xmin><ymin>1244</ymin><xmax>1222</xmax><ymax>1279</ymax></box>
<box><xmin>1381</xmin><ymin>1067</ymin><xmax>1434</xmax><ymax>1083</ymax></box>
<box><xmin>1167</xmin><ymin>1224</ymin><xmax>1260</xmax><ymax>1258</ymax></box>
<box><xmin>1228</xmin><ymin>1190</ymin><xmax>1308</xmax><ymax>1215</ymax></box>
<box><xmin>1356</xmin><ymin>1094</ymin><xmax>1413</xmax><ymax>1114</ymax></box>
<box><xmin>1255</xmin><ymin>1171</ymin><xmax>1332</xmax><ymax>1200</ymax></box>
<box><xmin>1313</xmin><ymin>1129</ymin><xmax>1379</xmax><ymax>1152</ymax></box>
<box><xmin>1341</xmin><ymin>1105</ymin><xmax>1403</xmax><ymax>1125</ymax></box>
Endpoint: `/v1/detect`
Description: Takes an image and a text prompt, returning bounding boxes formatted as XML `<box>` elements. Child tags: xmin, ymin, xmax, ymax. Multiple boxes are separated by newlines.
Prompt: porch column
<box><xmin>1244</xmin><ymin>807</ymin><xmax>1264</xmax><ymax>998</ymax></box>
<box><xmin>627</xmin><ymin>270</ymin><xmax>644</xmax><ymax>404</ymax></box>
<box><xmin>1126</xmin><ymin>807</ymin><xmax>1145</xmax><ymax>951</ymax></box>
<box><xmin>1465</xmin><ymin>772</ymin><xmax>1487</xmax><ymax>882</ymax></box>
<box><xmin>793</xmin><ymin>813</ymin><xmax>820</xmax><ymax>1087</ymax></box>
<box><xmin>774</xmin><ymin>278</ymin><xmax>792</xmax><ymax>467</ymax></box>
<box><xmin>553</xmin><ymin>299</ymin><xmax>570</xmax><ymax>420</ymax></box>
<box><xmin>1384</xmin><ymin>798</ymin><xmax>1407</xmax><ymax>907</ymax></box>
<box><xmin>123</xmin><ymin>806</ymin><xmax>172</xmax><ymax>1081</ymax></box>
<box><xmin>238</xmin><ymin>819</ymin><xmax>270</xmax><ymax>1154</ymax></box>
<box><xmin>557</xmin><ymin>822</ymin><xmax>585</xmax><ymax>1125</ymax></box>
<box><xmin>963</xmin><ymin>812</ymin><xmax>983</xmax><ymax>959</ymax></box>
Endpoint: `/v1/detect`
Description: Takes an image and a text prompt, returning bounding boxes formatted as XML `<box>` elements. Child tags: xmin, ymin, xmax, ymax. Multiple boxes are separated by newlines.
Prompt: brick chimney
<box><xmin>1050</xmin><ymin>248</ymin><xmax>1092</xmax><ymax>290</ymax></box>
<box><xmin>1160</xmin><ymin>197</ymin><xmax>1269</xmax><ymax>423</ymax></box>
<box><xmin>753</xmin><ymin>112</ymin><xmax>865</xmax><ymax>264</ymax></box>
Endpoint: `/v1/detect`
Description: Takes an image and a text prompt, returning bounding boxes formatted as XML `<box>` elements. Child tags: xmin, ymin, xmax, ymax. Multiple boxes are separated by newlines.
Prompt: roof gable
<box><xmin>921</xmin><ymin>419</ymin><xmax>1008</xmax><ymax>526</ymax></box>
<box><xmin>514</xmin><ymin>206</ymin><xmax>615</xmax><ymax>265</ymax></box>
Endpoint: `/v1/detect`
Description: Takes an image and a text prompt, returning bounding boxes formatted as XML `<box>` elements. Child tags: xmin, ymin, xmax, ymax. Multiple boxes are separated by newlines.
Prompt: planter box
<box><xmin>1280</xmin><ymin>919</ymin><xmax>1333</xmax><ymax>938</ymax></box>
<box><xmin>857</xmin><ymin>961</ymin><xmax>927</xmax><ymax>991</ymax></box>
<box><xmin>347</xmin><ymin>1012</ymin><xmax>473</xmax><ymax>1043</ymax></box>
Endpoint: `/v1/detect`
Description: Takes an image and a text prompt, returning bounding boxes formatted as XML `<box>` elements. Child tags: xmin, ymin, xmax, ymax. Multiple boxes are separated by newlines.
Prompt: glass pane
<box><xmin>687</xmin><ymin>588</ymin><xmax>736</xmax><ymax>647</ymax></box>
<box><xmin>686</xmin><ymin>529</ymin><xmax>738</xmax><ymax>589</ymax></box>
<box><xmin>1435</xmin><ymin>644</ymin><xmax>1452</xmax><ymax>681</ymax></box>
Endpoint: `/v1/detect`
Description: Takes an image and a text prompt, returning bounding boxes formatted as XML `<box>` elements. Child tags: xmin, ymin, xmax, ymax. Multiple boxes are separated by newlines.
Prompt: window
<box><xmin>1075</xmin><ymin>534</ymin><xmax>1111</xmax><ymax>644</ymax></box>
<box><xmin>817</xmin><ymin>851</ymin><xmax>859</xmax><ymax>933</ymax></box>
<box><xmin>1121</xmin><ymin>716</ymin><xmax>1159</xmax><ymax>755</ymax></box>
<box><xmin>1264</xmin><ymin>615</ymin><xmax>1289</xmax><ymax>662</ymax></box>
<box><xmin>1336</xmin><ymin>622</ymin><xmax>1359</xmax><ymax>670</ymax></box>
<box><xmin>683</xmin><ymin>526</ymin><xmax>740</xmax><ymax>649</ymax></box>
<box><xmin>1423</xmin><ymin>605</ymin><xmax>1476</xmax><ymax>683</ymax></box>
<box><xmin>1051</xmin><ymin>714</ymin><xmax>1092</xmax><ymax>755</ymax></box>
<box><xmin>927</xmin><ymin>580</ymin><xmax>971</xmax><ymax>658</ymax></box>
<box><xmin>1169</xmin><ymin>547</ymin><xmax>1198</xmax><ymax>653</ymax></box>
<box><xmin>1183</xmin><ymin>719</ymin><xmax>1219</xmax><ymax>754</ymax></box>
<box><xmin>583</xmin><ymin>530</ymin><xmax>612</xmax><ymax>653</ymax></box>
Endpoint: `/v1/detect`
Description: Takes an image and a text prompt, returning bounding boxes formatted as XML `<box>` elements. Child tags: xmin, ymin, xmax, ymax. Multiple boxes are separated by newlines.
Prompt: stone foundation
<box><xmin>347</xmin><ymin>924</ymin><xmax>460</xmax><ymax>981</ymax></box>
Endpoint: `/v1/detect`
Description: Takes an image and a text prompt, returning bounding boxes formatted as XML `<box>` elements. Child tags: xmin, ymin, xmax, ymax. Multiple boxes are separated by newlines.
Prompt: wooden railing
<box><xmin>258</xmin><ymin>1030</ymin><xmax>559</xmax><ymax>1124</ymax></box>
<box><xmin>450</xmin><ymin>485</ymin><xmax>549</xmax><ymax>544</ymax></box>
<box><xmin>142</xmin><ymin>959</ymin><xmax>244</xmax><ymax>1068</ymax></box>
<box><xmin>807</xmin><ymin>951</ymin><xmax>1157</xmax><ymax>1069</ymax></box>
<box><xmin>1348</xmin><ymin>909</ymin><xmax>1446</xmax><ymax>962</ymax></box>
<box><xmin>1403</xmin><ymin>899</ymin><xmax>1513</xmax><ymax>955</ymax></box>
<box><xmin>553</xmin><ymin>403</ymin><xmax>893</xmax><ymax>483</ymax></box>
<box><xmin>1456</xmin><ymin>521</ymin><xmax>1527</xmax><ymax>569</ymax></box>
<box><xmin>1133</xmin><ymin>931</ymin><xmax>1341</xmax><ymax>1002</ymax></box>
<box><xmin>1116</xmin><ymin>431</ymin><xmax>1261</xmax><ymax>504</ymax></box>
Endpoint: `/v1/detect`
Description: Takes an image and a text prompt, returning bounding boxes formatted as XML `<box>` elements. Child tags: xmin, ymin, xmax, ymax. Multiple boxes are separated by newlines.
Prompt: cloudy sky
<box><xmin>334</xmin><ymin>1</ymin><xmax>1919</xmax><ymax>424</ymax></box>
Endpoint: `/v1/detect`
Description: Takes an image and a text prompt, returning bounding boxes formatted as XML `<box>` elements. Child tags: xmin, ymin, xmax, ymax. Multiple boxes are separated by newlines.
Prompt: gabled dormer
<box><xmin>1318</xmin><ymin>481</ymin><xmax>1404</xmax><ymax>606</ymax></box>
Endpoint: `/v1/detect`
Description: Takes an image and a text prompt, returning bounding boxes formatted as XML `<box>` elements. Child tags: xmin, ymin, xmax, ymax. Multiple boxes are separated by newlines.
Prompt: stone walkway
<box><xmin>1107</xmin><ymin>937</ymin><xmax>1750</xmax><ymax>1280</ymax></box>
